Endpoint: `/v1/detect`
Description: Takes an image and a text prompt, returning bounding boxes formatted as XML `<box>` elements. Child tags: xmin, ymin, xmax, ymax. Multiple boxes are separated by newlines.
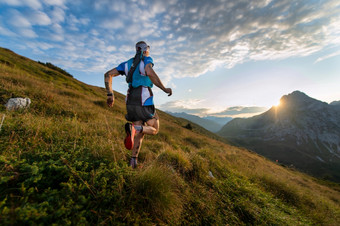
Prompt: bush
<box><xmin>128</xmin><ymin>165</ymin><xmax>183</xmax><ymax>223</ymax></box>
<box><xmin>257</xmin><ymin>175</ymin><xmax>302</xmax><ymax>206</ymax></box>
<box><xmin>39</xmin><ymin>62</ymin><xmax>73</xmax><ymax>78</ymax></box>
<box><xmin>157</xmin><ymin>149</ymin><xmax>192</xmax><ymax>175</ymax></box>
<box><xmin>184</xmin><ymin>137</ymin><xmax>203</xmax><ymax>148</ymax></box>
<box><xmin>188</xmin><ymin>154</ymin><xmax>209</xmax><ymax>181</ymax></box>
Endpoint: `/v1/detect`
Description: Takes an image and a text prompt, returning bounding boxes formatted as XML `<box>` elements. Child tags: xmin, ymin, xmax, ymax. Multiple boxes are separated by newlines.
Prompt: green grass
<box><xmin>1</xmin><ymin>47</ymin><xmax>340</xmax><ymax>225</ymax></box>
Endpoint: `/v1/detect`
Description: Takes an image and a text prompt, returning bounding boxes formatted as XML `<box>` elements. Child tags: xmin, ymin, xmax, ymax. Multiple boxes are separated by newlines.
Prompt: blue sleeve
<box><xmin>143</xmin><ymin>56</ymin><xmax>154</xmax><ymax>68</ymax></box>
<box><xmin>115</xmin><ymin>61</ymin><xmax>126</xmax><ymax>75</ymax></box>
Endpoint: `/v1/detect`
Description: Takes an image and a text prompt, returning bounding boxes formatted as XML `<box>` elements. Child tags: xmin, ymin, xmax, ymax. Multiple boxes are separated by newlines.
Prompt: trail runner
<box><xmin>104</xmin><ymin>41</ymin><xmax>172</xmax><ymax>168</ymax></box>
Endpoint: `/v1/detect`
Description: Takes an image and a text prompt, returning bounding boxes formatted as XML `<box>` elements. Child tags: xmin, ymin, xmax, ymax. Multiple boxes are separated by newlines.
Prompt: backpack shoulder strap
<box><xmin>126</xmin><ymin>51</ymin><xmax>144</xmax><ymax>84</ymax></box>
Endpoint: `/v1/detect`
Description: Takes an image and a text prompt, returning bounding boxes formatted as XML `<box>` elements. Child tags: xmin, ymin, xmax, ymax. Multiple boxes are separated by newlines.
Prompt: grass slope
<box><xmin>1</xmin><ymin>47</ymin><xmax>340</xmax><ymax>225</ymax></box>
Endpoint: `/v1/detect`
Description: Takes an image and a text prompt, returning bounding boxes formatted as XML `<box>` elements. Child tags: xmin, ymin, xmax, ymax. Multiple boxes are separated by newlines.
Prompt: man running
<box><xmin>104</xmin><ymin>41</ymin><xmax>172</xmax><ymax>168</ymax></box>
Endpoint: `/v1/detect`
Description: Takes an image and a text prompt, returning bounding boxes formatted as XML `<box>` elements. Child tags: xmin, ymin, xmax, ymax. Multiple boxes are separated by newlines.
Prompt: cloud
<box><xmin>214</xmin><ymin>106</ymin><xmax>268</xmax><ymax>117</ymax></box>
<box><xmin>150</xmin><ymin>0</ymin><xmax>340</xmax><ymax>80</ymax></box>
<box><xmin>0</xmin><ymin>0</ymin><xmax>42</xmax><ymax>9</ymax></box>
<box><xmin>27</xmin><ymin>10</ymin><xmax>52</xmax><ymax>26</ymax></box>
<box><xmin>315</xmin><ymin>49</ymin><xmax>340</xmax><ymax>63</ymax></box>
<box><xmin>0</xmin><ymin>0</ymin><xmax>67</xmax><ymax>9</ymax></box>
<box><xmin>7</xmin><ymin>10</ymin><xmax>31</xmax><ymax>28</ymax></box>
<box><xmin>18</xmin><ymin>28</ymin><xmax>37</xmax><ymax>38</ymax></box>
<box><xmin>50</xmin><ymin>7</ymin><xmax>66</xmax><ymax>23</ymax></box>
<box><xmin>0</xmin><ymin>18</ymin><xmax>16</xmax><ymax>36</ymax></box>
<box><xmin>6</xmin><ymin>9</ymin><xmax>38</xmax><ymax>38</ymax></box>
<box><xmin>1</xmin><ymin>0</ymin><xmax>339</xmax><ymax>86</ymax></box>
<box><xmin>49</xmin><ymin>23</ymin><xmax>64</xmax><ymax>41</ymax></box>
<box><xmin>159</xmin><ymin>101</ymin><xmax>268</xmax><ymax>118</ymax></box>
<box><xmin>159</xmin><ymin>100</ymin><xmax>210</xmax><ymax>116</ymax></box>
<box><xmin>42</xmin><ymin>0</ymin><xmax>67</xmax><ymax>7</ymax></box>
<box><xmin>24</xmin><ymin>41</ymin><xmax>53</xmax><ymax>52</ymax></box>
<box><xmin>5</xmin><ymin>9</ymin><xmax>52</xmax><ymax>28</ymax></box>
<box><xmin>100</xmin><ymin>19</ymin><xmax>124</xmax><ymax>30</ymax></box>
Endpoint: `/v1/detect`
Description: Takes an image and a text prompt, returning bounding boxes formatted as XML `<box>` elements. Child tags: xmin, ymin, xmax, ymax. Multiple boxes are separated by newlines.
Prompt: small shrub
<box><xmin>187</xmin><ymin>154</ymin><xmax>209</xmax><ymax>181</ymax></box>
<box><xmin>144</xmin><ymin>140</ymin><xmax>164</xmax><ymax>154</ymax></box>
<box><xmin>157</xmin><ymin>131</ymin><xmax>172</xmax><ymax>144</ymax></box>
<box><xmin>184</xmin><ymin>137</ymin><xmax>203</xmax><ymax>149</ymax></box>
<box><xmin>157</xmin><ymin>149</ymin><xmax>192</xmax><ymax>175</ymax></box>
<box><xmin>42</xmin><ymin>62</ymin><xmax>73</xmax><ymax>78</ymax></box>
<box><xmin>129</xmin><ymin>165</ymin><xmax>183</xmax><ymax>223</ymax></box>
<box><xmin>0</xmin><ymin>59</ymin><xmax>13</xmax><ymax>67</ymax></box>
<box><xmin>93</xmin><ymin>100</ymin><xmax>107</xmax><ymax>108</ymax></box>
<box><xmin>258</xmin><ymin>175</ymin><xmax>302</xmax><ymax>206</ymax></box>
<box><xmin>184</xmin><ymin>123</ymin><xmax>192</xmax><ymax>130</ymax></box>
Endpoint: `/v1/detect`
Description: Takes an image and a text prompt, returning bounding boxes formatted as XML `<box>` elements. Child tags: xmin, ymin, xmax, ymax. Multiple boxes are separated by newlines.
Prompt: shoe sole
<box><xmin>124</xmin><ymin>123</ymin><xmax>134</xmax><ymax>150</ymax></box>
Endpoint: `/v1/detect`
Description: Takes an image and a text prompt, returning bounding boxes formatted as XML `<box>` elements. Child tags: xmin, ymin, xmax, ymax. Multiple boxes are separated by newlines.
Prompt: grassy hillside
<box><xmin>1</xmin><ymin>47</ymin><xmax>340</xmax><ymax>225</ymax></box>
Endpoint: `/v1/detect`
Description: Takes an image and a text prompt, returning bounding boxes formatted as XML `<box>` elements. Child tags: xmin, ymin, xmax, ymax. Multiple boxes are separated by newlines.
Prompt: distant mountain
<box><xmin>218</xmin><ymin>91</ymin><xmax>340</xmax><ymax>182</ymax></box>
<box><xmin>203</xmin><ymin>116</ymin><xmax>233</xmax><ymax>127</ymax></box>
<box><xmin>330</xmin><ymin>101</ymin><xmax>340</xmax><ymax>106</ymax></box>
<box><xmin>167</xmin><ymin>112</ymin><xmax>232</xmax><ymax>133</ymax></box>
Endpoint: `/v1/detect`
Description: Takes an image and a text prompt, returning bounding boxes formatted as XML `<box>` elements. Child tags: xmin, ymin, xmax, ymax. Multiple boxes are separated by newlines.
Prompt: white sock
<box><xmin>133</xmin><ymin>125</ymin><xmax>143</xmax><ymax>132</ymax></box>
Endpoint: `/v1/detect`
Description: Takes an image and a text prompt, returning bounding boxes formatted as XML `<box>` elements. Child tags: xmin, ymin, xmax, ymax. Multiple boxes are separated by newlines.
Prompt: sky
<box><xmin>1</xmin><ymin>0</ymin><xmax>340</xmax><ymax>118</ymax></box>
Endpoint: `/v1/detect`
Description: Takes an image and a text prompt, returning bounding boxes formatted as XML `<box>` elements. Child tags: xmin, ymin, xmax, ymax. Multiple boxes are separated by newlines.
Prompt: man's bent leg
<box><xmin>132</xmin><ymin>121</ymin><xmax>145</xmax><ymax>158</ymax></box>
<box><xmin>142</xmin><ymin>113</ymin><xmax>159</xmax><ymax>135</ymax></box>
<box><xmin>129</xmin><ymin>114</ymin><xmax>159</xmax><ymax>168</ymax></box>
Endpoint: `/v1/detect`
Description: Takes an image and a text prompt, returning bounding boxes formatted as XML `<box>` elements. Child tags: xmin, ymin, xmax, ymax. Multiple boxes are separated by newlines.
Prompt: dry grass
<box><xmin>1</xmin><ymin>47</ymin><xmax>340</xmax><ymax>224</ymax></box>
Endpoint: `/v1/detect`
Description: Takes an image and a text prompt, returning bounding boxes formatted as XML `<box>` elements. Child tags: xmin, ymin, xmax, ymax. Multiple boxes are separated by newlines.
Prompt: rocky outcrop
<box><xmin>5</xmin><ymin>98</ymin><xmax>31</xmax><ymax>110</ymax></box>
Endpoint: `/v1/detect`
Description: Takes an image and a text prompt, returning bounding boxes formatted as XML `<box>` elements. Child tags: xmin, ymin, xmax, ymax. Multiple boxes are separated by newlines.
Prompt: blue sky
<box><xmin>1</xmin><ymin>0</ymin><xmax>340</xmax><ymax>118</ymax></box>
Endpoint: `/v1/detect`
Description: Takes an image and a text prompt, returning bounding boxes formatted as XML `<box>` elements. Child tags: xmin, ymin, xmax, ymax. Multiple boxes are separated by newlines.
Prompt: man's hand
<box><xmin>107</xmin><ymin>96</ymin><xmax>114</xmax><ymax>107</ymax></box>
<box><xmin>164</xmin><ymin>88</ymin><xmax>172</xmax><ymax>96</ymax></box>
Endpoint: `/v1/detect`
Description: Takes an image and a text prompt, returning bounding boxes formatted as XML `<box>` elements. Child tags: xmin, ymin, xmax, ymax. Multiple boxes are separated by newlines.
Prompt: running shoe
<box><xmin>124</xmin><ymin>123</ymin><xmax>135</xmax><ymax>150</ymax></box>
<box><xmin>129</xmin><ymin>157</ymin><xmax>138</xmax><ymax>169</ymax></box>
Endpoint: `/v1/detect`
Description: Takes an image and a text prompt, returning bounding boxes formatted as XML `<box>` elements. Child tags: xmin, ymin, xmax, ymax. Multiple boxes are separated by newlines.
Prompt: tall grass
<box><xmin>1</xmin><ymin>47</ymin><xmax>340</xmax><ymax>224</ymax></box>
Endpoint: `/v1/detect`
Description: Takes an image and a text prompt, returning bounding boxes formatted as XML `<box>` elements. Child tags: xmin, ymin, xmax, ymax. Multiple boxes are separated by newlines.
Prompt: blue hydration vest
<box><xmin>115</xmin><ymin>56</ymin><xmax>155</xmax><ymax>106</ymax></box>
<box><xmin>127</xmin><ymin>57</ymin><xmax>153</xmax><ymax>88</ymax></box>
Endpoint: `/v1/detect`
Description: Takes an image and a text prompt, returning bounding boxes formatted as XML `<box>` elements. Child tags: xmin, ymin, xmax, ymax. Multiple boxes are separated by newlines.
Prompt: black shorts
<box><xmin>125</xmin><ymin>105</ymin><xmax>156</xmax><ymax>123</ymax></box>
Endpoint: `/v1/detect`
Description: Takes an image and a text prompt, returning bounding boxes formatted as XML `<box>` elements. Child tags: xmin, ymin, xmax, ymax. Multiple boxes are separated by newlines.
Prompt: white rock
<box><xmin>5</xmin><ymin>98</ymin><xmax>31</xmax><ymax>111</ymax></box>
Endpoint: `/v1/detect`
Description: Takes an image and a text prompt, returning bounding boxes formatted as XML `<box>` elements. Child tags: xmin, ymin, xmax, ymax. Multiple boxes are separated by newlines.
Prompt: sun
<box><xmin>274</xmin><ymin>100</ymin><xmax>281</xmax><ymax>107</ymax></box>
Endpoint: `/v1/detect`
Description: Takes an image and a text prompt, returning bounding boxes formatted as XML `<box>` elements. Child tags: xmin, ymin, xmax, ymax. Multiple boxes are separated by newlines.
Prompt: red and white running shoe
<box><xmin>124</xmin><ymin>123</ymin><xmax>136</xmax><ymax>150</ymax></box>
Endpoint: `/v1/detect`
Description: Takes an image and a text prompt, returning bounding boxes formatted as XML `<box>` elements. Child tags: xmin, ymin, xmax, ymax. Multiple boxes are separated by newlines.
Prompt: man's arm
<box><xmin>145</xmin><ymin>63</ymin><xmax>172</xmax><ymax>96</ymax></box>
<box><xmin>104</xmin><ymin>68</ymin><xmax>120</xmax><ymax>107</ymax></box>
<box><xmin>104</xmin><ymin>68</ymin><xmax>120</xmax><ymax>94</ymax></box>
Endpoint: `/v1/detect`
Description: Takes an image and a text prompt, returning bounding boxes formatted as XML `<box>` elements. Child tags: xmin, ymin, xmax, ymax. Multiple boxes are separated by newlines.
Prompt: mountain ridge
<box><xmin>218</xmin><ymin>90</ymin><xmax>340</xmax><ymax>182</ymax></box>
<box><xmin>167</xmin><ymin>111</ymin><xmax>232</xmax><ymax>132</ymax></box>
<box><xmin>331</xmin><ymin>100</ymin><xmax>340</xmax><ymax>106</ymax></box>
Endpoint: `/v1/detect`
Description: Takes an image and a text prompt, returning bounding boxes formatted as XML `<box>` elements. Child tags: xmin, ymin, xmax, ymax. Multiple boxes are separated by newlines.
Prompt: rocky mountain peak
<box><xmin>218</xmin><ymin>91</ymin><xmax>340</xmax><ymax>181</ymax></box>
<box><xmin>279</xmin><ymin>90</ymin><xmax>327</xmax><ymax>111</ymax></box>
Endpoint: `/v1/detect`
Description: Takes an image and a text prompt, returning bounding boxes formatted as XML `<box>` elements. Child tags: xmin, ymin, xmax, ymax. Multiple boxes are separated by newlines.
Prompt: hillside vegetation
<box><xmin>1</xmin><ymin>47</ymin><xmax>340</xmax><ymax>225</ymax></box>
